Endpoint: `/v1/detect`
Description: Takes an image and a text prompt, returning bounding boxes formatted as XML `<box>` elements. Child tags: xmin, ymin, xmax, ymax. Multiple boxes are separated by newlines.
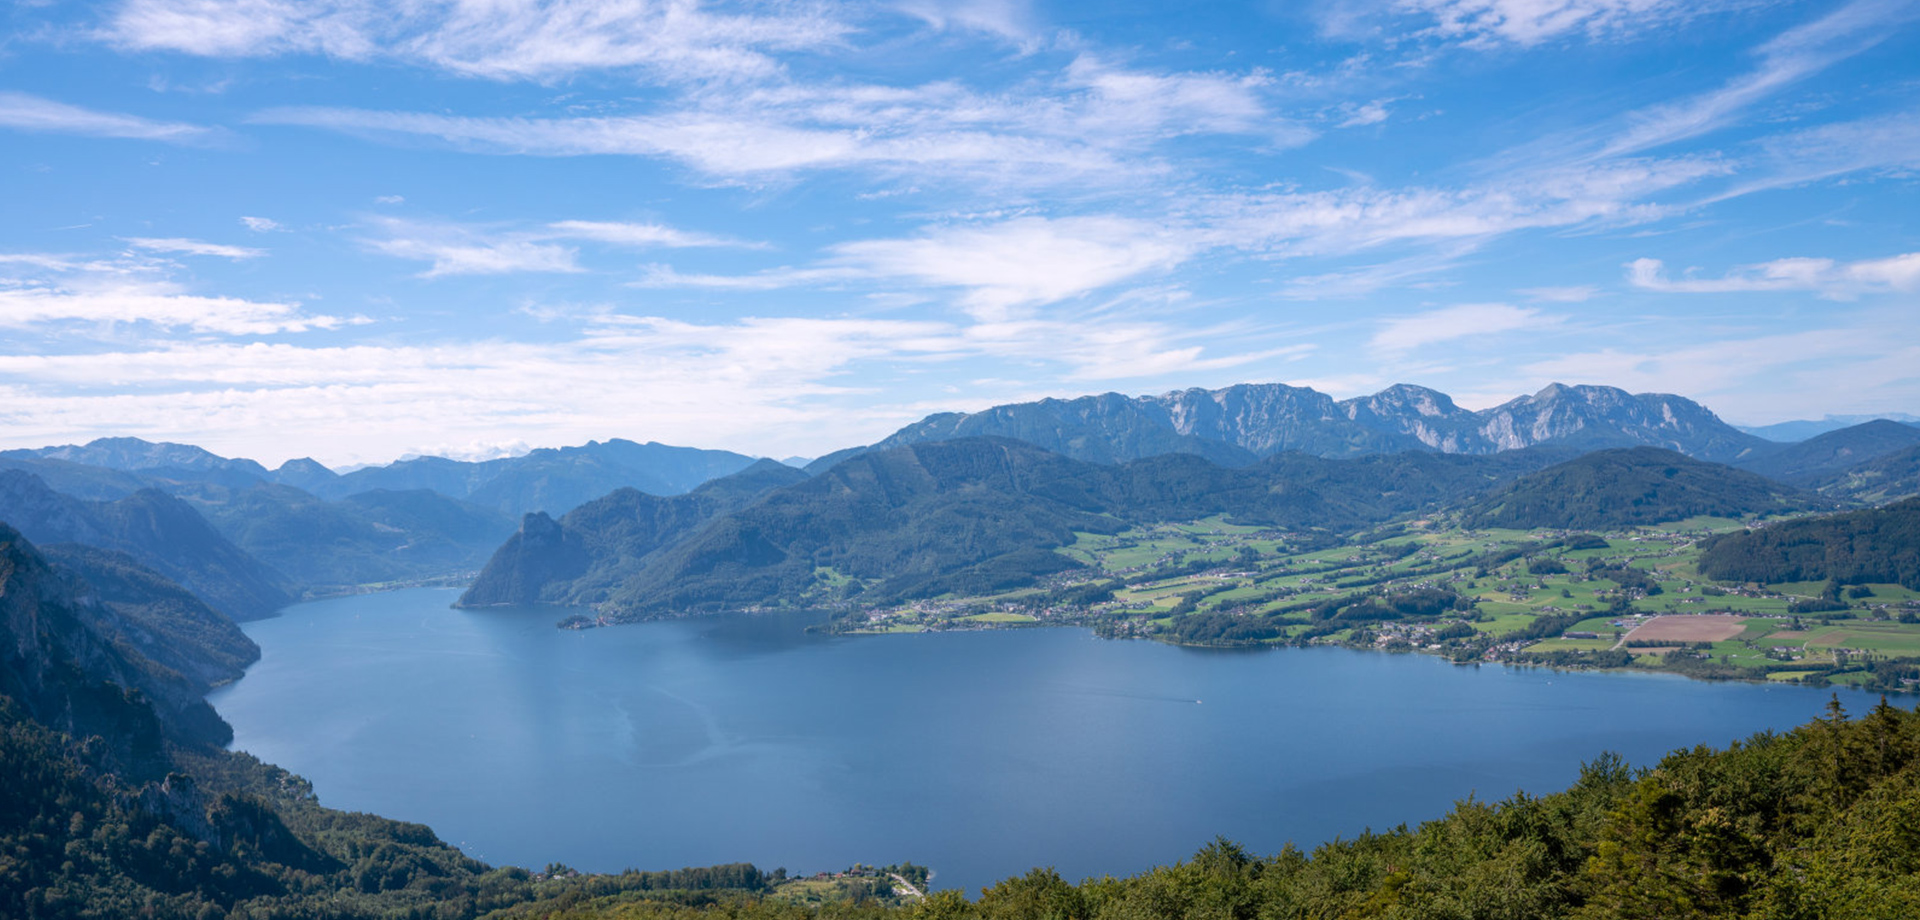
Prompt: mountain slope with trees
<box><xmin>171</xmin><ymin>482</ymin><xmax>517</xmax><ymax>589</ymax></box>
<box><xmin>0</xmin><ymin>471</ymin><xmax>293</xmax><ymax>621</ymax></box>
<box><xmin>1698</xmin><ymin>496</ymin><xmax>1920</xmax><ymax>589</ymax></box>
<box><xmin>578</xmin><ymin>440</ymin><xmax>1570</xmax><ymax>620</ymax></box>
<box><xmin>458</xmin><ymin>460</ymin><xmax>811</xmax><ymax>607</ymax></box>
<box><xmin>1804</xmin><ymin>443</ymin><xmax>1920</xmax><ymax>504</ymax></box>
<box><xmin>1733</xmin><ymin>418</ymin><xmax>1920</xmax><ymax>484</ymax></box>
<box><xmin>1463</xmin><ymin>447</ymin><xmax>1827</xmax><ymax>529</ymax></box>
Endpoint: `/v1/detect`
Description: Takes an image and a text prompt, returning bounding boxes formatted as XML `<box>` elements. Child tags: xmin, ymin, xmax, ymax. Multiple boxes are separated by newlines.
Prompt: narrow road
<box><xmin>889</xmin><ymin>873</ymin><xmax>925</xmax><ymax>900</ymax></box>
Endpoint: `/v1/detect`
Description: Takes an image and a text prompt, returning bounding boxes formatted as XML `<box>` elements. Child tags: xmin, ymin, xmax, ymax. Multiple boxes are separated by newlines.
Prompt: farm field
<box><xmin>832</xmin><ymin>511</ymin><xmax>1920</xmax><ymax>693</ymax></box>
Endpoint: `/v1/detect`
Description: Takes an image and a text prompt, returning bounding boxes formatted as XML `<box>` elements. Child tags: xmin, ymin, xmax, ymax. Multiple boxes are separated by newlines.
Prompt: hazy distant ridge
<box><xmin>818</xmin><ymin>382</ymin><xmax>1776</xmax><ymax>471</ymax></box>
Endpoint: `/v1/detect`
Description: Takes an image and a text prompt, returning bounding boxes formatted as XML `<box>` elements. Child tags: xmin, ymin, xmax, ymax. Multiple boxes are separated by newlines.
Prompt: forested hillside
<box><xmin>564</xmin><ymin>440</ymin><xmax>1574</xmax><ymax>619</ymax></box>
<box><xmin>0</xmin><ymin>471</ymin><xmax>293</xmax><ymax>621</ymax></box>
<box><xmin>1699</xmin><ymin>497</ymin><xmax>1920</xmax><ymax>589</ymax></box>
<box><xmin>1465</xmin><ymin>447</ymin><xmax>1824</xmax><ymax>529</ymax></box>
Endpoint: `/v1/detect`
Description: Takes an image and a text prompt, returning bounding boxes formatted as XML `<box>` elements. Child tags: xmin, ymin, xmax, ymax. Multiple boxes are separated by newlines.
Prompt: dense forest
<box><xmin>1465</xmin><ymin>447</ymin><xmax>1825</xmax><ymax>530</ymax></box>
<box><xmin>1699</xmin><ymin>497</ymin><xmax>1920</xmax><ymax>589</ymax></box>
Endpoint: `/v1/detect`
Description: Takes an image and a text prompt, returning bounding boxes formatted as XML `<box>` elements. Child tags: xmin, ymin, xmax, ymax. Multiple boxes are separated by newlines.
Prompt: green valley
<box><xmin>826</xmin><ymin>505</ymin><xmax>1920</xmax><ymax>693</ymax></box>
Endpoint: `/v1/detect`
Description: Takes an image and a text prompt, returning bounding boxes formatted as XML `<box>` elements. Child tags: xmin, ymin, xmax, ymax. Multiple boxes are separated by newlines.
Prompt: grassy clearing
<box><xmin>961</xmin><ymin>612</ymin><xmax>1038</xmax><ymax>624</ymax></box>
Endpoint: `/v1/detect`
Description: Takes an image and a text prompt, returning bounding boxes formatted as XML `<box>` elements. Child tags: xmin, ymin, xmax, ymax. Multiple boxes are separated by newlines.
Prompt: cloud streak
<box><xmin>1627</xmin><ymin>252</ymin><xmax>1920</xmax><ymax>298</ymax></box>
<box><xmin>125</xmin><ymin>237</ymin><xmax>267</xmax><ymax>260</ymax></box>
<box><xmin>104</xmin><ymin>0</ymin><xmax>854</xmax><ymax>82</ymax></box>
<box><xmin>0</xmin><ymin>91</ymin><xmax>213</xmax><ymax>142</ymax></box>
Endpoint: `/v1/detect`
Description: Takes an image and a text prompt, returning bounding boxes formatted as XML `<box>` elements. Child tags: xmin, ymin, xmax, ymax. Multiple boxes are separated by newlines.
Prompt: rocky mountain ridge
<box><xmin>818</xmin><ymin>382</ymin><xmax>1778</xmax><ymax>472</ymax></box>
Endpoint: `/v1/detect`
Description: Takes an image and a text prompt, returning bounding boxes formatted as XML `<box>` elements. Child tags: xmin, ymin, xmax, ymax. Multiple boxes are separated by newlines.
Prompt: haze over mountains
<box><xmin>0</xmin><ymin>379</ymin><xmax>1913</xmax><ymax>622</ymax></box>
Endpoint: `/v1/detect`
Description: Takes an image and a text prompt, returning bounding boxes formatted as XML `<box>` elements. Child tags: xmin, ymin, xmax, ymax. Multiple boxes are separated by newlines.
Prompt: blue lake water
<box><xmin>210</xmin><ymin>587</ymin><xmax>1850</xmax><ymax>894</ymax></box>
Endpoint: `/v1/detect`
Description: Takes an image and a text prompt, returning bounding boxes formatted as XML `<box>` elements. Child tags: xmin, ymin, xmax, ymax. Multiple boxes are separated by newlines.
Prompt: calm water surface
<box><xmin>211</xmin><ymin>588</ymin><xmax>1847</xmax><ymax>893</ymax></box>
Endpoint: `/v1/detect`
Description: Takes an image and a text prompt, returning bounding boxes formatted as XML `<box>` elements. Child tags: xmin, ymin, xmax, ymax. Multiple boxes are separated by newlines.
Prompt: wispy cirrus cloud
<box><xmin>639</xmin><ymin>215</ymin><xmax>1201</xmax><ymax>320</ymax></box>
<box><xmin>103</xmin><ymin>0</ymin><xmax>854</xmax><ymax>82</ymax></box>
<box><xmin>250</xmin><ymin>50</ymin><xmax>1292</xmax><ymax>189</ymax></box>
<box><xmin>368</xmin><ymin>220</ymin><xmax>582</xmax><ymax>277</ymax></box>
<box><xmin>1626</xmin><ymin>251</ymin><xmax>1920</xmax><ymax>298</ymax></box>
<box><xmin>1370</xmin><ymin>303</ymin><xmax>1555</xmax><ymax>357</ymax></box>
<box><xmin>1599</xmin><ymin>0</ymin><xmax>1919</xmax><ymax>158</ymax></box>
<box><xmin>0</xmin><ymin>91</ymin><xmax>213</xmax><ymax>143</ymax></box>
<box><xmin>0</xmin><ymin>279</ymin><xmax>347</xmax><ymax>335</ymax></box>
<box><xmin>124</xmin><ymin>237</ymin><xmax>266</xmax><ymax>259</ymax></box>
<box><xmin>1322</xmin><ymin>0</ymin><xmax>1750</xmax><ymax>48</ymax></box>
<box><xmin>367</xmin><ymin>216</ymin><xmax>759</xmax><ymax>276</ymax></box>
<box><xmin>546</xmin><ymin>220</ymin><xmax>758</xmax><ymax>249</ymax></box>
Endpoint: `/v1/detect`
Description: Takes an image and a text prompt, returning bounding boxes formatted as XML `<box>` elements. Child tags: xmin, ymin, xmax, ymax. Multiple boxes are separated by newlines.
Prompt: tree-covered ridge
<box><xmin>1465</xmin><ymin>447</ymin><xmax>1827</xmax><ymax>530</ymax></box>
<box><xmin>1699</xmin><ymin>497</ymin><xmax>1920</xmax><ymax>590</ymax></box>
<box><xmin>1807</xmin><ymin>443</ymin><xmax>1920</xmax><ymax>504</ymax></box>
<box><xmin>0</xmin><ymin>522</ymin><xmax>870</xmax><ymax>919</ymax></box>
<box><xmin>1732</xmin><ymin>419</ymin><xmax>1920</xmax><ymax>485</ymax></box>
<box><xmin>0</xmin><ymin>470</ymin><xmax>294</xmax><ymax>621</ymax></box>
<box><xmin>457</xmin><ymin>459</ymin><xmax>810</xmax><ymax>608</ymax></box>
<box><xmin>544</xmin><ymin>441</ymin><xmax>1571</xmax><ymax>620</ymax></box>
<box><xmin>169</xmin><ymin>480</ymin><xmax>519</xmax><ymax>590</ymax></box>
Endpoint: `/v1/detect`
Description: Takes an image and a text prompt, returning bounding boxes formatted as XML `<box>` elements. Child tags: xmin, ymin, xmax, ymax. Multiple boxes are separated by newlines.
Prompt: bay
<box><xmin>210</xmin><ymin>587</ymin><xmax>1847</xmax><ymax>894</ymax></box>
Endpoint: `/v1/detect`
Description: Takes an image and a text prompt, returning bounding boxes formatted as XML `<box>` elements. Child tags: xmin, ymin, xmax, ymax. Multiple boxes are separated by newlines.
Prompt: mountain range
<box><xmin>0</xmin><ymin>379</ymin><xmax>1914</xmax><ymax>622</ymax></box>
<box><xmin>470</xmin><ymin>438</ymin><xmax>1820</xmax><ymax>622</ymax></box>
<box><xmin>1738</xmin><ymin>412</ymin><xmax>1920</xmax><ymax>442</ymax></box>
<box><xmin>0</xmin><ymin>470</ymin><xmax>294</xmax><ymax>622</ymax></box>
<box><xmin>812</xmin><ymin>382</ymin><xmax>1779</xmax><ymax>471</ymax></box>
<box><xmin>3</xmin><ymin>437</ymin><xmax>762</xmax><ymax>517</ymax></box>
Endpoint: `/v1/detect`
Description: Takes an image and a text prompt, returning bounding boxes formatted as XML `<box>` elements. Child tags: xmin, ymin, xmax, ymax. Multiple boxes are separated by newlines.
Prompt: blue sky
<box><xmin>1</xmin><ymin>0</ymin><xmax>1917</xmax><ymax>467</ymax></box>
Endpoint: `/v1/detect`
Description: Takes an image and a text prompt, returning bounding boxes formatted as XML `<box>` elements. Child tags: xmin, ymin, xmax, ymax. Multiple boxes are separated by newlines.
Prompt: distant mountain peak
<box><xmin>838</xmin><ymin>381</ymin><xmax>1767</xmax><ymax>468</ymax></box>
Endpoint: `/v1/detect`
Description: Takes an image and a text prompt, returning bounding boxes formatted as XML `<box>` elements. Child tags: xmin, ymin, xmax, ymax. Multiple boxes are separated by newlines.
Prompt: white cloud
<box><xmin>365</xmin><ymin>218</ymin><xmax>581</xmax><ymax>277</ymax></box>
<box><xmin>547</xmin><ymin>220</ymin><xmax>752</xmax><ymax>249</ymax></box>
<box><xmin>1600</xmin><ymin>0</ymin><xmax>1917</xmax><ymax>157</ymax></box>
<box><xmin>250</xmin><ymin>50</ymin><xmax>1290</xmax><ymax>189</ymax></box>
<box><xmin>0</xmin><ymin>279</ymin><xmax>345</xmax><ymax>335</ymax></box>
<box><xmin>898</xmin><ymin>0</ymin><xmax>1039</xmax><ymax>46</ymax></box>
<box><xmin>0</xmin><ymin>308</ymin><xmax>1291</xmax><ymax>464</ymax></box>
<box><xmin>124</xmin><ymin>237</ymin><xmax>266</xmax><ymax>259</ymax></box>
<box><xmin>239</xmin><ymin>216</ymin><xmax>282</xmax><ymax>232</ymax></box>
<box><xmin>636</xmin><ymin>215</ymin><xmax>1200</xmax><ymax>318</ymax></box>
<box><xmin>1626</xmin><ymin>252</ymin><xmax>1920</xmax><ymax>298</ymax></box>
<box><xmin>1516</xmin><ymin>317</ymin><xmax>1920</xmax><ymax>422</ymax></box>
<box><xmin>375</xmin><ymin>194</ymin><xmax>405</xmax><ymax>204</ymax></box>
<box><xmin>634</xmin><ymin>264</ymin><xmax>864</xmax><ymax>291</ymax></box>
<box><xmin>365</xmin><ymin>216</ymin><xmax>761</xmax><ymax>276</ymax></box>
<box><xmin>1370</xmin><ymin>303</ymin><xmax>1552</xmax><ymax>356</ymax></box>
<box><xmin>1337</xmin><ymin>101</ymin><xmax>1391</xmax><ymax>128</ymax></box>
<box><xmin>1394</xmin><ymin>0</ymin><xmax>1719</xmax><ymax>47</ymax></box>
<box><xmin>1729</xmin><ymin>111</ymin><xmax>1920</xmax><ymax>198</ymax></box>
<box><xmin>1208</xmin><ymin>154</ymin><xmax>1725</xmax><ymax>260</ymax></box>
<box><xmin>0</xmin><ymin>91</ymin><xmax>212</xmax><ymax>142</ymax></box>
<box><xmin>104</xmin><ymin>0</ymin><xmax>854</xmax><ymax>82</ymax></box>
<box><xmin>1518</xmin><ymin>285</ymin><xmax>1599</xmax><ymax>302</ymax></box>
<box><xmin>834</xmin><ymin>216</ymin><xmax>1196</xmax><ymax>320</ymax></box>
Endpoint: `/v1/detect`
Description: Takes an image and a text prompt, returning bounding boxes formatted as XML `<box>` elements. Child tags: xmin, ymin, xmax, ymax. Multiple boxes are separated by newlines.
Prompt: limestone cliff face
<box><xmin>833</xmin><ymin>381</ymin><xmax>1770</xmax><ymax>467</ymax></box>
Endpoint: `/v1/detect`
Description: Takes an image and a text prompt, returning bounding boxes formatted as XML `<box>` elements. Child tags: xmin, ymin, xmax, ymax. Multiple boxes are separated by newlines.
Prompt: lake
<box><xmin>210</xmin><ymin>588</ymin><xmax>1847</xmax><ymax>894</ymax></box>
